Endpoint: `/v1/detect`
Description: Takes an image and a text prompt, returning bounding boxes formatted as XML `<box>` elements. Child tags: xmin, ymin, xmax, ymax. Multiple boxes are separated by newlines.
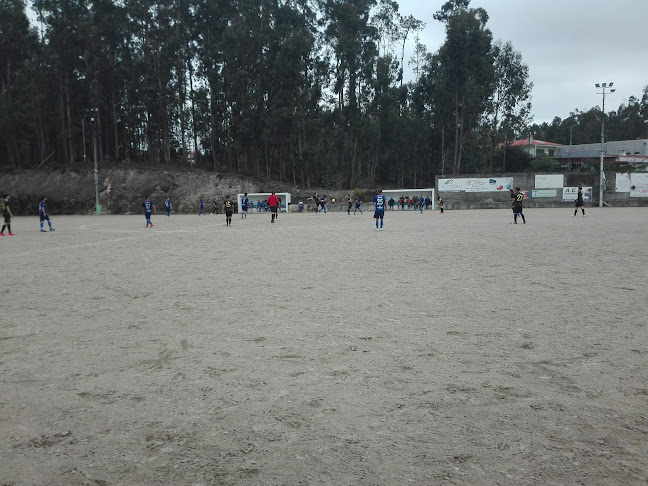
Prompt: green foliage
<box><xmin>427</xmin><ymin>1</ymin><xmax>495</xmax><ymax>174</ymax></box>
<box><xmin>493</xmin><ymin>145</ymin><xmax>532</xmax><ymax>173</ymax></box>
<box><xmin>5</xmin><ymin>0</ymin><xmax>645</xmax><ymax>187</ymax></box>
<box><xmin>529</xmin><ymin>85</ymin><xmax>648</xmax><ymax>145</ymax></box>
<box><xmin>352</xmin><ymin>189</ymin><xmax>372</xmax><ymax>200</ymax></box>
<box><xmin>530</xmin><ymin>154</ymin><xmax>559</xmax><ymax>173</ymax></box>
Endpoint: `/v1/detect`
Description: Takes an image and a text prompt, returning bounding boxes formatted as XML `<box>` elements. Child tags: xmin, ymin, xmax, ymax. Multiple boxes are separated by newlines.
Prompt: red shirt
<box><xmin>268</xmin><ymin>194</ymin><xmax>279</xmax><ymax>207</ymax></box>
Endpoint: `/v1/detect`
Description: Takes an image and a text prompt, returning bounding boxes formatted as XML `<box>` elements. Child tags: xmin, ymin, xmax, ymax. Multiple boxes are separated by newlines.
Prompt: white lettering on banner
<box><xmin>531</xmin><ymin>189</ymin><xmax>557</xmax><ymax>198</ymax></box>
<box><xmin>562</xmin><ymin>187</ymin><xmax>592</xmax><ymax>202</ymax></box>
<box><xmin>629</xmin><ymin>173</ymin><xmax>648</xmax><ymax>198</ymax></box>
<box><xmin>439</xmin><ymin>179</ymin><xmax>466</xmax><ymax>191</ymax></box>
<box><xmin>438</xmin><ymin>178</ymin><xmax>513</xmax><ymax>192</ymax></box>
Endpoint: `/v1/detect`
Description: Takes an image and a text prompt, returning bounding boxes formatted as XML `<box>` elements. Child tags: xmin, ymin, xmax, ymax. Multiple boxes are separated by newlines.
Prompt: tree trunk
<box><xmin>179</xmin><ymin>59</ymin><xmax>188</xmax><ymax>166</ymax></box>
<box><xmin>58</xmin><ymin>92</ymin><xmax>68</xmax><ymax>163</ymax></box>
<box><xmin>188</xmin><ymin>57</ymin><xmax>199</xmax><ymax>160</ymax></box>
<box><xmin>64</xmin><ymin>73</ymin><xmax>75</xmax><ymax>164</ymax></box>
<box><xmin>112</xmin><ymin>90</ymin><xmax>119</xmax><ymax>161</ymax></box>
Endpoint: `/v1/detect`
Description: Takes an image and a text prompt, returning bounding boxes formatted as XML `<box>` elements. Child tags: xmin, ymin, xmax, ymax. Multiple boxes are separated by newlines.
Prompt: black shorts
<box><xmin>575</xmin><ymin>199</ymin><xmax>583</xmax><ymax>207</ymax></box>
<box><xmin>270</xmin><ymin>206</ymin><xmax>278</xmax><ymax>213</ymax></box>
<box><xmin>3</xmin><ymin>213</ymin><xmax>10</xmax><ymax>223</ymax></box>
<box><xmin>513</xmin><ymin>205</ymin><xmax>523</xmax><ymax>214</ymax></box>
<box><xmin>225</xmin><ymin>211</ymin><xmax>233</xmax><ymax>217</ymax></box>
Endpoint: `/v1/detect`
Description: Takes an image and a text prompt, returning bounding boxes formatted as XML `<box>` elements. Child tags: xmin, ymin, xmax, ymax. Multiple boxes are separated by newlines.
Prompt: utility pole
<box><xmin>595</xmin><ymin>83</ymin><xmax>615</xmax><ymax>208</ymax></box>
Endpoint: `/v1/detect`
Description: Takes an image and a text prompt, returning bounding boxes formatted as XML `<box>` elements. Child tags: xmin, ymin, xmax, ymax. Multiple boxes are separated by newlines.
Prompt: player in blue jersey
<box><xmin>241</xmin><ymin>193</ymin><xmax>249</xmax><ymax>219</ymax></box>
<box><xmin>39</xmin><ymin>197</ymin><xmax>55</xmax><ymax>232</ymax></box>
<box><xmin>419</xmin><ymin>195</ymin><xmax>425</xmax><ymax>214</ymax></box>
<box><xmin>354</xmin><ymin>196</ymin><xmax>363</xmax><ymax>215</ymax></box>
<box><xmin>163</xmin><ymin>197</ymin><xmax>172</xmax><ymax>218</ymax></box>
<box><xmin>373</xmin><ymin>190</ymin><xmax>386</xmax><ymax>231</ymax></box>
<box><xmin>142</xmin><ymin>197</ymin><xmax>156</xmax><ymax>227</ymax></box>
<box><xmin>198</xmin><ymin>196</ymin><xmax>206</xmax><ymax>216</ymax></box>
<box><xmin>319</xmin><ymin>194</ymin><xmax>327</xmax><ymax>213</ymax></box>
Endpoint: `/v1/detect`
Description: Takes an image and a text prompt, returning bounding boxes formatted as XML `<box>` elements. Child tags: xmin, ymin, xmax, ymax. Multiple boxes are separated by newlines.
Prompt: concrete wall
<box><xmin>435</xmin><ymin>172</ymin><xmax>648</xmax><ymax>209</ymax></box>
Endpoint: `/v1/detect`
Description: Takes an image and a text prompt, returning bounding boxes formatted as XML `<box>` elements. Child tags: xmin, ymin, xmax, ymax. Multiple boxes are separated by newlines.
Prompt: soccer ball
<box><xmin>331</xmin><ymin>198</ymin><xmax>335</xmax><ymax>203</ymax></box>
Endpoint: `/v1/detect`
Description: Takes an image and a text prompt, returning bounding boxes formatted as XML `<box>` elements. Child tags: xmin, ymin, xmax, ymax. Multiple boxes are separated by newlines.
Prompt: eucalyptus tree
<box><xmin>321</xmin><ymin>0</ymin><xmax>378</xmax><ymax>113</ymax></box>
<box><xmin>320</xmin><ymin>0</ymin><xmax>379</xmax><ymax>184</ymax></box>
<box><xmin>88</xmin><ymin>0</ymin><xmax>129</xmax><ymax>163</ymax></box>
<box><xmin>0</xmin><ymin>0</ymin><xmax>42</xmax><ymax>168</ymax></box>
<box><xmin>484</xmin><ymin>40</ymin><xmax>532</xmax><ymax>170</ymax></box>
<box><xmin>396</xmin><ymin>14</ymin><xmax>423</xmax><ymax>88</ymax></box>
<box><xmin>263</xmin><ymin>0</ymin><xmax>321</xmax><ymax>184</ymax></box>
<box><xmin>122</xmin><ymin>0</ymin><xmax>183</xmax><ymax>164</ymax></box>
<box><xmin>408</xmin><ymin>33</ymin><xmax>427</xmax><ymax>84</ymax></box>
<box><xmin>192</xmin><ymin>0</ymin><xmax>234</xmax><ymax>168</ymax></box>
<box><xmin>370</xmin><ymin>0</ymin><xmax>399</xmax><ymax>58</ymax></box>
<box><xmin>606</xmin><ymin>90</ymin><xmax>648</xmax><ymax>142</ymax></box>
<box><xmin>33</xmin><ymin>0</ymin><xmax>94</xmax><ymax>164</ymax></box>
<box><xmin>218</xmin><ymin>0</ymin><xmax>272</xmax><ymax>175</ymax></box>
<box><xmin>431</xmin><ymin>0</ymin><xmax>495</xmax><ymax>174</ymax></box>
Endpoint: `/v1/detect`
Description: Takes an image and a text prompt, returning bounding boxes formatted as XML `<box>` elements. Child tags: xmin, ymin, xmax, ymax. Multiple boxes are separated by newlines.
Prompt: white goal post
<box><xmin>237</xmin><ymin>192</ymin><xmax>292</xmax><ymax>212</ymax></box>
<box><xmin>381</xmin><ymin>189</ymin><xmax>435</xmax><ymax>209</ymax></box>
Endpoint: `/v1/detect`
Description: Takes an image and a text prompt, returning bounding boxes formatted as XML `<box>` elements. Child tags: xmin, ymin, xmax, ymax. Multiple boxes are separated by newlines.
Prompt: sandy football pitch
<box><xmin>1</xmin><ymin>208</ymin><xmax>647</xmax><ymax>485</ymax></box>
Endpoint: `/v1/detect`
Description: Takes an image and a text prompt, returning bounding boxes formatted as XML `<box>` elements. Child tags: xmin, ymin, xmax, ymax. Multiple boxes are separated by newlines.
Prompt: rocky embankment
<box><xmin>0</xmin><ymin>168</ymin><xmax>368</xmax><ymax>215</ymax></box>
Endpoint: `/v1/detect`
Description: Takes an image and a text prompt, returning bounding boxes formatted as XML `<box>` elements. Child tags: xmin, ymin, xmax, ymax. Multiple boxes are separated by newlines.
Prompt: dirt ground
<box><xmin>1</xmin><ymin>207</ymin><xmax>647</xmax><ymax>486</ymax></box>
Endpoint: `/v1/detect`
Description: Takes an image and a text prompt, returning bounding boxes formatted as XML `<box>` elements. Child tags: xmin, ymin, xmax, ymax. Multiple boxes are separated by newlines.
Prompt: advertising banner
<box><xmin>531</xmin><ymin>189</ymin><xmax>557</xmax><ymax>198</ymax></box>
<box><xmin>629</xmin><ymin>173</ymin><xmax>648</xmax><ymax>197</ymax></box>
<box><xmin>562</xmin><ymin>187</ymin><xmax>592</xmax><ymax>202</ymax></box>
<box><xmin>615</xmin><ymin>173</ymin><xmax>630</xmax><ymax>193</ymax></box>
<box><xmin>438</xmin><ymin>177</ymin><xmax>513</xmax><ymax>192</ymax></box>
<box><xmin>535</xmin><ymin>174</ymin><xmax>564</xmax><ymax>188</ymax></box>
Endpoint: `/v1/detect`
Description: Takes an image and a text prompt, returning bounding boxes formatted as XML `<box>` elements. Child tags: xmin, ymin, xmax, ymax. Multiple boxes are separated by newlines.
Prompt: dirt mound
<box><xmin>0</xmin><ymin>168</ymin><xmax>364</xmax><ymax>215</ymax></box>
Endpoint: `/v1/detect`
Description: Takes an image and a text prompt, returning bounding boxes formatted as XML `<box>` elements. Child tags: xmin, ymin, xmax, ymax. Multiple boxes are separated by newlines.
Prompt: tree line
<box><xmin>1</xmin><ymin>0</ymin><xmax>647</xmax><ymax>188</ymax></box>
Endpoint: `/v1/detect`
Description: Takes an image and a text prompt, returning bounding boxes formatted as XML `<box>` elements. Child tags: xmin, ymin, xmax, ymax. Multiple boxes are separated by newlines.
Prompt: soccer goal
<box><xmin>237</xmin><ymin>192</ymin><xmax>292</xmax><ymax>213</ymax></box>
<box><xmin>382</xmin><ymin>189</ymin><xmax>435</xmax><ymax>209</ymax></box>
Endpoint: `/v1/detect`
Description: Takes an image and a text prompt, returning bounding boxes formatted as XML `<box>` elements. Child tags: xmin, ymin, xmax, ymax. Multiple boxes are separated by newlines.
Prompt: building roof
<box><xmin>509</xmin><ymin>138</ymin><xmax>564</xmax><ymax>147</ymax></box>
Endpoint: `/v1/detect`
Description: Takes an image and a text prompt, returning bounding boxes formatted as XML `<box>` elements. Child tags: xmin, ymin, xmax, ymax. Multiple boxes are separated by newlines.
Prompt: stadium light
<box><xmin>595</xmin><ymin>82</ymin><xmax>615</xmax><ymax>208</ymax></box>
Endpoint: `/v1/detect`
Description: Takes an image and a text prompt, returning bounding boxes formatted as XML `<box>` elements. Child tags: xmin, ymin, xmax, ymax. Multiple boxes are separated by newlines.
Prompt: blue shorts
<box><xmin>145</xmin><ymin>211</ymin><xmax>152</xmax><ymax>219</ymax></box>
<box><xmin>39</xmin><ymin>213</ymin><xmax>50</xmax><ymax>222</ymax></box>
<box><xmin>374</xmin><ymin>210</ymin><xmax>384</xmax><ymax>219</ymax></box>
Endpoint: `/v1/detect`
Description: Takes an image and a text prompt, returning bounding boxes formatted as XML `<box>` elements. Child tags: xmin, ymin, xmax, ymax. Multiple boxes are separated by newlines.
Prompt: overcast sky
<box><xmin>397</xmin><ymin>0</ymin><xmax>648</xmax><ymax>126</ymax></box>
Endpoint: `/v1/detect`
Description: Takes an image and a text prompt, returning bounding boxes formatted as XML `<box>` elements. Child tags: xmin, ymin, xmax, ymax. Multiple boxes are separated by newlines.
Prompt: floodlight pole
<box><xmin>595</xmin><ymin>82</ymin><xmax>615</xmax><ymax>207</ymax></box>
